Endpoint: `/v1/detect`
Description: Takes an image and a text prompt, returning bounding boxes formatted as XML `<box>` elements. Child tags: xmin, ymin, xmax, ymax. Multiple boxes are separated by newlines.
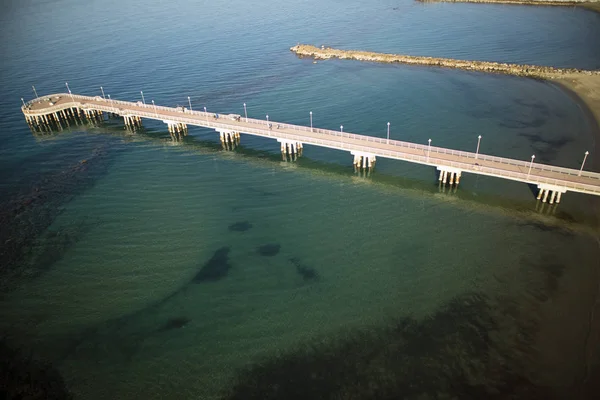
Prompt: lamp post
<box><xmin>108</xmin><ymin>94</ymin><xmax>114</xmax><ymax>108</ymax></box>
<box><xmin>152</xmin><ymin>100</ymin><xmax>157</xmax><ymax>118</ymax></box>
<box><xmin>340</xmin><ymin>125</ymin><xmax>343</xmax><ymax>133</ymax></box>
<box><xmin>100</xmin><ymin>86</ymin><xmax>105</xmax><ymax>99</ymax></box>
<box><xmin>475</xmin><ymin>135</ymin><xmax>482</xmax><ymax>159</ymax></box>
<box><xmin>427</xmin><ymin>138</ymin><xmax>431</xmax><ymax>161</ymax></box>
<box><xmin>32</xmin><ymin>85</ymin><xmax>39</xmax><ymax>98</ymax></box>
<box><xmin>579</xmin><ymin>151</ymin><xmax>590</xmax><ymax>176</ymax></box>
<box><xmin>188</xmin><ymin>96</ymin><xmax>192</xmax><ymax>111</ymax></box>
<box><xmin>266</xmin><ymin>115</ymin><xmax>270</xmax><ymax>129</ymax></box>
<box><xmin>204</xmin><ymin>106</ymin><xmax>208</xmax><ymax>124</ymax></box>
<box><xmin>387</xmin><ymin>122</ymin><xmax>390</xmax><ymax>144</ymax></box>
<box><xmin>527</xmin><ymin>155</ymin><xmax>536</xmax><ymax>177</ymax></box>
<box><xmin>243</xmin><ymin>103</ymin><xmax>247</xmax><ymax>122</ymax></box>
<box><xmin>21</xmin><ymin>98</ymin><xmax>26</xmax><ymax>107</ymax></box>
<box><xmin>65</xmin><ymin>82</ymin><xmax>74</xmax><ymax>102</ymax></box>
<box><xmin>310</xmin><ymin>111</ymin><xmax>313</xmax><ymax>132</ymax></box>
<box><xmin>140</xmin><ymin>91</ymin><xmax>146</xmax><ymax>105</ymax></box>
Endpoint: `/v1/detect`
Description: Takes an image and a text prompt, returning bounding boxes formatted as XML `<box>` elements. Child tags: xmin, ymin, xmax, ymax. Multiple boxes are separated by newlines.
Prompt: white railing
<box><xmin>21</xmin><ymin>93</ymin><xmax>600</xmax><ymax>194</ymax></box>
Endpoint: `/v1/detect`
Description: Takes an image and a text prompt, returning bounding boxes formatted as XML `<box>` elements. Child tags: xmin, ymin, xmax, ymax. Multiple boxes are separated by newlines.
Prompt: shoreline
<box><xmin>416</xmin><ymin>0</ymin><xmax>600</xmax><ymax>14</ymax></box>
<box><xmin>291</xmin><ymin>42</ymin><xmax>600</xmax><ymax>395</ymax></box>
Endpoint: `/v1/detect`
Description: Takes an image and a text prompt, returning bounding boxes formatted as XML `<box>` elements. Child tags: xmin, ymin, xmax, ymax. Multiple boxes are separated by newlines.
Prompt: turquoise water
<box><xmin>1</xmin><ymin>0</ymin><xmax>600</xmax><ymax>398</ymax></box>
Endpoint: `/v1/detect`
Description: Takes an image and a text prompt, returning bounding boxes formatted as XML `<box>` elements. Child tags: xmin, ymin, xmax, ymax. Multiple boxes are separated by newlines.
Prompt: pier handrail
<box><xmin>22</xmin><ymin>93</ymin><xmax>600</xmax><ymax>193</ymax></box>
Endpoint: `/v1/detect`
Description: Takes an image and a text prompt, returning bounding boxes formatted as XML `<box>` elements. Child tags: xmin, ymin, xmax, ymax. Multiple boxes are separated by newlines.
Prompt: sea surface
<box><xmin>1</xmin><ymin>0</ymin><xmax>600</xmax><ymax>399</ymax></box>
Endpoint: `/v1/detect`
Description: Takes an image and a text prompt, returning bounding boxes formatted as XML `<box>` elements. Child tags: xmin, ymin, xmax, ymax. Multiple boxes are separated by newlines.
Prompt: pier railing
<box><xmin>22</xmin><ymin>93</ymin><xmax>600</xmax><ymax>193</ymax></box>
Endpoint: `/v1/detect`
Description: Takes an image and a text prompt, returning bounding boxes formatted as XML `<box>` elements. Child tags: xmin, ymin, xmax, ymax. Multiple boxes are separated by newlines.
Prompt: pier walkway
<box><xmin>21</xmin><ymin>93</ymin><xmax>600</xmax><ymax>204</ymax></box>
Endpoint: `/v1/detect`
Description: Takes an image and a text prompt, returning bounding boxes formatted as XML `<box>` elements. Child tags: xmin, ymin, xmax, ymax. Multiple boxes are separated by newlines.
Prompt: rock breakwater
<box><xmin>290</xmin><ymin>44</ymin><xmax>600</xmax><ymax>78</ymax></box>
<box><xmin>416</xmin><ymin>0</ymin><xmax>600</xmax><ymax>14</ymax></box>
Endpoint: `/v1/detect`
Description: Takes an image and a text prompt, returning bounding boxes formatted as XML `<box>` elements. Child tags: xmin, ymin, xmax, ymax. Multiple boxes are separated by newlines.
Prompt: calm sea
<box><xmin>1</xmin><ymin>0</ymin><xmax>600</xmax><ymax>398</ymax></box>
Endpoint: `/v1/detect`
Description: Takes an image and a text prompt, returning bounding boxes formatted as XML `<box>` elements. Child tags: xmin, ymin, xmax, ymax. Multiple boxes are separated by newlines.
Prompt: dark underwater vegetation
<box><xmin>228</xmin><ymin>221</ymin><xmax>253</xmax><ymax>232</ymax></box>
<box><xmin>193</xmin><ymin>247</ymin><xmax>232</xmax><ymax>282</ymax></box>
<box><xmin>0</xmin><ymin>339</ymin><xmax>73</xmax><ymax>400</ymax></box>
<box><xmin>289</xmin><ymin>257</ymin><xmax>319</xmax><ymax>281</ymax></box>
<box><xmin>0</xmin><ymin>141</ymin><xmax>113</xmax><ymax>292</ymax></box>
<box><xmin>221</xmin><ymin>292</ymin><xmax>552</xmax><ymax>400</ymax></box>
<box><xmin>157</xmin><ymin>317</ymin><xmax>191</xmax><ymax>332</ymax></box>
<box><xmin>258</xmin><ymin>243</ymin><xmax>280</xmax><ymax>257</ymax></box>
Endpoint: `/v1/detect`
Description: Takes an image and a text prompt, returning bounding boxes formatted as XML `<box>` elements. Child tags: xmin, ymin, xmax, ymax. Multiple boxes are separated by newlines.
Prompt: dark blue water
<box><xmin>1</xmin><ymin>0</ymin><xmax>600</xmax><ymax>399</ymax></box>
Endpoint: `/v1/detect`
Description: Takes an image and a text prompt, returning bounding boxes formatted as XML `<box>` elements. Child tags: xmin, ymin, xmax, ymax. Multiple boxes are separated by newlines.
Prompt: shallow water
<box><xmin>1</xmin><ymin>0</ymin><xmax>600</xmax><ymax>398</ymax></box>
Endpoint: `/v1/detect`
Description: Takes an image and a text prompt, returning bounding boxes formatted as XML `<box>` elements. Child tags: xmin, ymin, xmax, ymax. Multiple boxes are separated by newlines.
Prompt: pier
<box><xmin>21</xmin><ymin>92</ymin><xmax>600</xmax><ymax>204</ymax></box>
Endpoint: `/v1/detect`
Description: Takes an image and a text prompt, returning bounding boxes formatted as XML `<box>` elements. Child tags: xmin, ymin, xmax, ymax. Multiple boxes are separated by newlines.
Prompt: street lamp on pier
<box><xmin>204</xmin><ymin>106</ymin><xmax>208</xmax><ymax>124</ymax></box>
<box><xmin>527</xmin><ymin>155</ymin><xmax>536</xmax><ymax>177</ymax></box>
<box><xmin>100</xmin><ymin>87</ymin><xmax>105</xmax><ymax>99</ymax></box>
<box><xmin>108</xmin><ymin>94</ymin><xmax>114</xmax><ymax>108</ymax></box>
<box><xmin>65</xmin><ymin>82</ymin><xmax>74</xmax><ymax>102</ymax></box>
<box><xmin>310</xmin><ymin>111</ymin><xmax>313</xmax><ymax>132</ymax></box>
<box><xmin>152</xmin><ymin>100</ymin><xmax>157</xmax><ymax>118</ymax></box>
<box><xmin>32</xmin><ymin>86</ymin><xmax>39</xmax><ymax>99</ymax></box>
<box><xmin>188</xmin><ymin>96</ymin><xmax>192</xmax><ymax>111</ymax></box>
<box><xmin>21</xmin><ymin>98</ymin><xmax>26</xmax><ymax>107</ymax></box>
<box><xmin>427</xmin><ymin>138</ymin><xmax>432</xmax><ymax>161</ymax></box>
<box><xmin>340</xmin><ymin>125</ymin><xmax>343</xmax><ymax>133</ymax></box>
<box><xmin>579</xmin><ymin>151</ymin><xmax>590</xmax><ymax>176</ymax></box>
<box><xmin>387</xmin><ymin>122</ymin><xmax>390</xmax><ymax>144</ymax></box>
<box><xmin>140</xmin><ymin>91</ymin><xmax>146</xmax><ymax>105</ymax></box>
<box><xmin>475</xmin><ymin>135</ymin><xmax>482</xmax><ymax>159</ymax></box>
<box><xmin>243</xmin><ymin>103</ymin><xmax>247</xmax><ymax>122</ymax></box>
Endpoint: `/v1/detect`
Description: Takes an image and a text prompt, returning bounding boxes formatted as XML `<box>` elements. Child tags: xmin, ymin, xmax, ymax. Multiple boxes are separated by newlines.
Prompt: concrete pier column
<box><xmin>442</xmin><ymin>170</ymin><xmax>448</xmax><ymax>184</ymax></box>
<box><xmin>449</xmin><ymin>172</ymin><xmax>455</xmax><ymax>185</ymax></box>
<box><xmin>556</xmin><ymin>192</ymin><xmax>562</xmax><ymax>204</ymax></box>
<box><xmin>362</xmin><ymin>156</ymin><xmax>367</xmax><ymax>169</ymax></box>
<box><xmin>455</xmin><ymin>172</ymin><xmax>461</xmax><ymax>186</ymax></box>
<box><xmin>537</xmin><ymin>189</ymin><xmax>544</xmax><ymax>200</ymax></box>
<box><xmin>542</xmin><ymin>190</ymin><xmax>549</xmax><ymax>203</ymax></box>
<box><xmin>549</xmin><ymin>190</ymin><xmax>557</xmax><ymax>205</ymax></box>
<box><xmin>438</xmin><ymin>170</ymin><xmax>443</xmax><ymax>182</ymax></box>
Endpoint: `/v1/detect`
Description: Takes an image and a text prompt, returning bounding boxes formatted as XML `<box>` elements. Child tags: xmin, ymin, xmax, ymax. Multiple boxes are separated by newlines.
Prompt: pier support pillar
<box><xmin>278</xmin><ymin>139</ymin><xmax>303</xmax><ymax>161</ymax></box>
<box><xmin>549</xmin><ymin>190</ymin><xmax>557</xmax><ymax>205</ymax></box>
<box><xmin>537</xmin><ymin>189</ymin><xmax>544</xmax><ymax>200</ymax></box>
<box><xmin>536</xmin><ymin>184</ymin><xmax>567</xmax><ymax>205</ymax></box>
<box><xmin>436</xmin><ymin>167</ymin><xmax>463</xmax><ymax>189</ymax></box>
<box><xmin>350</xmin><ymin>151</ymin><xmax>376</xmax><ymax>171</ymax></box>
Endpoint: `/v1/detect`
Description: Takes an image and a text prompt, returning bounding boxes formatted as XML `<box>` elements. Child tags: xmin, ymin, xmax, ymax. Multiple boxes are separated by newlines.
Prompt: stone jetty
<box><xmin>416</xmin><ymin>0</ymin><xmax>600</xmax><ymax>13</ymax></box>
<box><xmin>289</xmin><ymin>44</ymin><xmax>600</xmax><ymax>79</ymax></box>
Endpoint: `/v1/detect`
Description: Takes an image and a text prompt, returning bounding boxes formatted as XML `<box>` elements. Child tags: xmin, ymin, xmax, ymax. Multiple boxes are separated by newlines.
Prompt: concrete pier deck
<box><xmin>22</xmin><ymin>93</ymin><xmax>600</xmax><ymax>199</ymax></box>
